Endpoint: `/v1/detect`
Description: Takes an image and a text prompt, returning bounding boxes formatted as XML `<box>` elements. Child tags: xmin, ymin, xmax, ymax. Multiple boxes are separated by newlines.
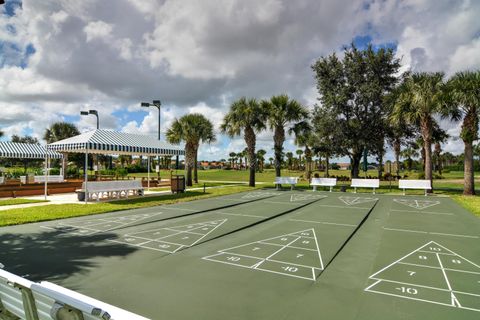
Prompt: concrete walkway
<box><xmin>0</xmin><ymin>182</ymin><xmax>251</xmax><ymax>211</ymax></box>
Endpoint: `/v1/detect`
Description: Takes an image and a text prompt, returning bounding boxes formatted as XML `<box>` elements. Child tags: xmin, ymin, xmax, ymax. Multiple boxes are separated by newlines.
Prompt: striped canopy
<box><xmin>48</xmin><ymin>129</ymin><xmax>184</xmax><ymax>156</ymax></box>
<box><xmin>0</xmin><ymin>142</ymin><xmax>63</xmax><ymax>159</ymax></box>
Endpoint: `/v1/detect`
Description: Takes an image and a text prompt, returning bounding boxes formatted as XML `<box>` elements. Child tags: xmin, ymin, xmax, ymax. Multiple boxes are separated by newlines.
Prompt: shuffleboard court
<box><xmin>0</xmin><ymin>190</ymin><xmax>478</xmax><ymax>319</ymax></box>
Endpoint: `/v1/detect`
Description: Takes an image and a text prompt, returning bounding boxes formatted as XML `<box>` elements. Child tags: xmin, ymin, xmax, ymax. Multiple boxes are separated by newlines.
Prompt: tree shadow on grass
<box><xmin>0</xmin><ymin>228</ymin><xmax>137</xmax><ymax>282</ymax></box>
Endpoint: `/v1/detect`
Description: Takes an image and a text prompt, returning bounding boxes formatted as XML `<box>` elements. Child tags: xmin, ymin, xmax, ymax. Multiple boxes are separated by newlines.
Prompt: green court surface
<box><xmin>0</xmin><ymin>190</ymin><xmax>479</xmax><ymax>319</ymax></box>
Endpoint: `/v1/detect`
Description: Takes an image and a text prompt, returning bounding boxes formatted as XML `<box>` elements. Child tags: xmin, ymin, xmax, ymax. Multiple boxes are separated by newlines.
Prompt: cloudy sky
<box><xmin>1</xmin><ymin>0</ymin><xmax>479</xmax><ymax>161</ymax></box>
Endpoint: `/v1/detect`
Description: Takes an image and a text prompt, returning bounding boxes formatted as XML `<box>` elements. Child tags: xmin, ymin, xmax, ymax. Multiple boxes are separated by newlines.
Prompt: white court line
<box><xmin>364</xmin><ymin>279</ymin><xmax>381</xmax><ymax>291</ymax></box>
<box><xmin>417</xmin><ymin>250</ymin><xmax>455</xmax><ymax>256</ymax></box>
<box><xmin>368</xmin><ymin>278</ymin><xmax>480</xmax><ymax>298</ymax></box>
<box><xmin>396</xmin><ymin>261</ymin><xmax>480</xmax><ymax>274</ymax></box>
<box><xmin>201</xmin><ymin>257</ymin><xmax>315</xmax><ymax>281</ymax></box>
<box><xmin>263</xmin><ymin>201</ymin><xmax>301</xmax><ymax>206</ymax></box>
<box><xmin>289</xmin><ymin>219</ymin><xmax>356</xmax><ymax>227</ymax></box>
<box><xmin>430</xmin><ymin>232</ymin><xmax>479</xmax><ymax>239</ymax></box>
<box><xmin>257</xmin><ymin>241</ymin><xmax>317</xmax><ymax>252</ymax></box>
<box><xmin>390</xmin><ymin>209</ymin><xmax>453</xmax><ymax>216</ymax></box>
<box><xmin>217</xmin><ymin>212</ymin><xmax>264</xmax><ymax>219</ymax></box>
<box><xmin>368</xmin><ymin>241</ymin><xmax>435</xmax><ymax>279</ymax></box>
<box><xmin>317</xmin><ymin>204</ymin><xmax>370</xmax><ymax>210</ymax></box>
<box><xmin>382</xmin><ymin>227</ymin><xmax>427</xmax><ymax>234</ymax></box>
<box><xmin>311</xmin><ymin>226</ymin><xmax>324</xmax><ymax>270</ymax></box>
<box><xmin>382</xmin><ymin>227</ymin><xmax>479</xmax><ymax>239</ymax></box>
<box><xmin>108</xmin><ymin>239</ymin><xmax>181</xmax><ymax>254</ymax></box>
<box><xmin>436</xmin><ymin>252</ymin><xmax>456</xmax><ymax>307</ymax></box>
<box><xmin>365</xmin><ymin>287</ymin><xmax>455</xmax><ymax>308</ymax></box>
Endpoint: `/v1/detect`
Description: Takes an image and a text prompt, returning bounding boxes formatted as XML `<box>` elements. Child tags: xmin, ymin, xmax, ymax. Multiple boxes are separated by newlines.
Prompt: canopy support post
<box><xmin>85</xmin><ymin>149</ymin><xmax>88</xmax><ymax>204</ymax></box>
<box><xmin>147</xmin><ymin>156</ymin><xmax>150</xmax><ymax>191</ymax></box>
<box><xmin>44</xmin><ymin>151</ymin><xmax>48</xmax><ymax>200</ymax></box>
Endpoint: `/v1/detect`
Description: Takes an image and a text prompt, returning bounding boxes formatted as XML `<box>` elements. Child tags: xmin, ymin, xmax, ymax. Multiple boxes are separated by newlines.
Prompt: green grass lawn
<box><xmin>452</xmin><ymin>195</ymin><xmax>480</xmax><ymax>217</ymax></box>
<box><xmin>0</xmin><ymin>185</ymin><xmax>263</xmax><ymax>227</ymax></box>
<box><xmin>0</xmin><ymin>198</ymin><xmax>48</xmax><ymax>206</ymax></box>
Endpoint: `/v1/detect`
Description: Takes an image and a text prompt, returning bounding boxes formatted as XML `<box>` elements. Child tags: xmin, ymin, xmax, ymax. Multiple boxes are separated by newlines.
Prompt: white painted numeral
<box><xmin>227</xmin><ymin>256</ymin><xmax>240</xmax><ymax>262</ymax></box>
<box><xmin>281</xmin><ymin>238</ymin><xmax>288</xmax><ymax>241</ymax></box>
<box><xmin>296</xmin><ymin>254</ymin><xmax>304</xmax><ymax>258</ymax></box>
<box><xmin>419</xmin><ymin>255</ymin><xmax>427</xmax><ymax>260</ymax></box>
<box><xmin>397</xmin><ymin>287</ymin><xmax>418</xmax><ymax>295</ymax></box>
<box><xmin>302</xmin><ymin>241</ymin><xmax>310</xmax><ymax>244</ymax></box>
<box><xmin>429</xmin><ymin>247</ymin><xmax>441</xmax><ymax>252</ymax></box>
<box><xmin>252</xmin><ymin>247</ymin><xmax>260</xmax><ymax>251</ymax></box>
<box><xmin>452</xmin><ymin>259</ymin><xmax>462</xmax><ymax>264</ymax></box>
<box><xmin>282</xmin><ymin>266</ymin><xmax>298</xmax><ymax>273</ymax></box>
<box><xmin>158</xmin><ymin>244</ymin><xmax>170</xmax><ymax>248</ymax></box>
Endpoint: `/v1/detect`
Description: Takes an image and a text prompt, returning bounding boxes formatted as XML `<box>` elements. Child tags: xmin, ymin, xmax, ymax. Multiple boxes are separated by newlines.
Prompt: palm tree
<box><xmin>221</xmin><ymin>97</ymin><xmax>266</xmax><ymax>186</ymax></box>
<box><xmin>285</xmin><ymin>152</ymin><xmax>294</xmax><ymax>170</ymax></box>
<box><xmin>0</xmin><ymin>130</ymin><xmax>3</xmax><ymax>138</ymax></box>
<box><xmin>446</xmin><ymin>71</ymin><xmax>480</xmax><ymax>195</ymax></box>
<box><xmin>256</xmin><ymin>149</ymin><xmax>266</xmax><ymax>172</ymax></box>
<box><xmin>400</xmin><ymin>146</ymin><xmax>419</xmax><ymax>172</ymax></box>
<box><xmin>262</xmin><ymin>94</ymin><xmax>309</xmax><ymax>177</ymax></box>
<box><xmin>391</xmin><ymin>72</ymin><xmax>448</xmax><ymax>189</ymax></box>
<box><xmin>295</xmin><ymin>149</ymin><xmax>304</xmax><ymax>170</ymax></box>
<box><xmin>228</xmin><ymin>152</ymin><xmax>236</xmax><ymax>168</ymax></box>
<box><xmin>474</xmin><ymin>143</ymin><xmax>480</xmax><ymax>169</ymax></box>
<box><xmin>44</xmin><ymin>122</ymin><xmax>80</xmax><ymax>175</ymax></box>
<box><xmin>236</xmin><ymin>152</ymin><xmax>243</xmax><ymax>170</ymax></box>
<box><xmin>166</xmin><ymin>114</ymin><xmax>216</xmax><ymax>186</ymax></box>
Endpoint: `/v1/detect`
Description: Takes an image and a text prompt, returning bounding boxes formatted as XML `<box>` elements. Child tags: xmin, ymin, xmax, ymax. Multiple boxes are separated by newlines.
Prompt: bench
<box><xmin>274</xmin><ymin>177</ymin><xmax>299</xmax><ymax>190</ymax></box>
<box><xmin>20</xmin><ymin>175</ymin><xmax>65</xmax><ymax>184</ymax></box>
<box><xmin>0</xmin><ymin>177</ymin><xmax>3</xmax><ymax>184</ymax></box>
<box><xmin>77</xmin><ymin>180</ymin><xmax>144</xmax><ymax>201</ymax></box>
<box><xmin>0</xmin><ymin>268</ymin><xmax>148</xmax><ymax>320</ymax></box>
<box><xmin>311</xmin><ymin>178</ymin><xmax>337</xmax><ymax>192</ymax></box>
<box><xmin>351</xmin><ymin>178</ymin><xmax>380</xmax><ymax>194</ymax></box>
<box><xmin>399</xmin><ymin>179</ymin><xmax>431</xmax><ymax>196</ymax></box>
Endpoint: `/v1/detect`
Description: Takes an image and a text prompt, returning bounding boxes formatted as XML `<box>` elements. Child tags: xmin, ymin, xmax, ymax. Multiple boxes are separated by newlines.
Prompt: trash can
<box><xmin>77</xmin><ymin>191</ymin><xmax>85</xmax><ymax>201</ymax></box>
<box><xmin>171</xmin><ymin>175</ymin><xmax>186</xmax><ymax>193</ymax></box>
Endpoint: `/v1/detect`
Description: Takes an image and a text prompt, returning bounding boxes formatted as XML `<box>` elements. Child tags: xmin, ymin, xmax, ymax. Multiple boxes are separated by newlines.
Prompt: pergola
<box><xmin>46</xmin><ymin>129</ymin><xmax>184</xmax><ymax>202</ymax></box>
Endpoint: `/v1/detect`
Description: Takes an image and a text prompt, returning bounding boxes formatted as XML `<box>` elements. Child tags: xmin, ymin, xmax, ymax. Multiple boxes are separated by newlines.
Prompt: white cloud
<box><xmin>84</xmin><ymin>20</ymin><xmax>113</xmax><ymax>42</ymax></box>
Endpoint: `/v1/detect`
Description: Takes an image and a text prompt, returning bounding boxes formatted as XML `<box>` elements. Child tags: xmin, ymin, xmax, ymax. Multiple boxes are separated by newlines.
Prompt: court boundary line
<box><xmin>382</xmin><ymin>227</ymin><xmax>479</xmax><ymax>239</ymax></box>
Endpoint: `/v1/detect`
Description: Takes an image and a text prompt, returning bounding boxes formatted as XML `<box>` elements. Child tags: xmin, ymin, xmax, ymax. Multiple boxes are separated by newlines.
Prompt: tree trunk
<box><xmin>351</xmin><ymin>152</ymin><xmax>362</xmax><ymax>178</ymax></box>
<box><xmin>304</xmin><ymin>146</ymin><xmax>312</xmax><ymax>180</ymax></box>
<box><xmin>185</xmin><ymin>142</ymin><xmax>195</xmax><ymax>186</ymax></box>
<box><xmin>464</xmin><ymin>141</ymin><xmax>475</xmax><ymax>195</ymax></box>
<box><xmin>393</xmin><ymin>139</ymin><xmax>401</xmax><ymax>177</ymax></box>
<box><xmin>244</xmin><ymin>126</ymin><xmax>256</xmax><ymax>187</ymax></box>
<box><xmin>194</xmin><ymin>152</ymin><xmax>198</xmax><ymax>184</ymax></box>
<box><xmin>377</xmin><ymin>153</ymin><xmax>383</xmax><ymax>180</ymax></box>
<box><xmin>273</xmin><ymin>126</ymin><xmax>285</xmax><ymax>177</ymax></box>
<box><xmin>421</xmin><ymin>119</ymin><xmax>433</xmax><ymax>192</ymax></box>
<box><xmin>325</xmin><ymin>156</ymin><xmax>329</xmax><ymax>177</ymax></box>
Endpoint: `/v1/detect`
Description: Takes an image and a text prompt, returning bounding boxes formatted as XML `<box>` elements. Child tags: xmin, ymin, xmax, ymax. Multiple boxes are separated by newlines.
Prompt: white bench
<box><xmin>274</xmin><ymin>177</ymin><xmax>299</xmax><ymax>190</ymax></box>
<box><xmin>311</xmin><ymin>178</ymin><xmax>337</xmax><ymax>192</ymax></box>
<box><xmin>0</xmin><ymin>268</ymin><xmax>148</xmax><ymax>320</ymax></box>
<box><xmin>399</xmin><ymin>179</ymin><xmax>432</xmax><ymax>196</ymax></box>
<box><xmin>20</xmin><ymin>175</ymin><xmax>65</xmax><ymax>184</ymax></box>
<box><xmin>0</xmin><ymin>177</ymin><xmax>4</xmax><ymax>184</ymax></box>
<box><xmin>78</xmin><ymin>180</ymin><xmax>144</xmax><ymax>201</ymax></box>
<box><xmin>351</xmin><ymin>178</ymin><xmax>380</xmax><ymax>194</ymax></box>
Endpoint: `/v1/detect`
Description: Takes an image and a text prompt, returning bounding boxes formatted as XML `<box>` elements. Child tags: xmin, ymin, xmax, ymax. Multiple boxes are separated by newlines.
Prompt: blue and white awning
<box><xmin>0</xmin><ymin>142</ymin><xmax>63</xmax><ymax>159</ymax></box>
<box><xmin>47</xmin><ymin>129</ymin><xmax>184</xmax><ymax>156</ymax></box>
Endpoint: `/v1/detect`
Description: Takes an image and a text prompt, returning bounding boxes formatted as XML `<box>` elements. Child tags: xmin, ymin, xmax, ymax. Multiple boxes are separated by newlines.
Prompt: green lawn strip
<box><xmin>0</xmin><ymin>185</ymin><xmax>263</xmax><ymax>227</ymax></box>
<box><xmin>149</xmin><ymin>181</ymin><xmax>244</xmax><ymax>192</ymax></box>
<box><xmin>0</xmin><ymin>198</ymin><xmax>49</xmax><ymax>206</ymax></box>
<box><xmin>452</xmin><ymin>195</ymin><xmax>480</xmax><ymax>217</ymax></box>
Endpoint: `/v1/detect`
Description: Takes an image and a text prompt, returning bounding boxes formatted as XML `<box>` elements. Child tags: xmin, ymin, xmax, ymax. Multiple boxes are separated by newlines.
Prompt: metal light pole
<box><xmin>81</xmin><ymin>109</ymin><xmax>100</xmax><ymax>178</ymax></box>
<box><xmin>80</xmin><ymin>110</ymin><xmax>99</xmax><ymax>129</ymax></box>
<box><xmin>140</xmin><ymin>100</ymin><xmax>161</xmax><ymax>140</ymax></box>
<box><xmin>140</xmin><ymin>100</ymin><xmax>162</xmax><ymax>185</ymax></box>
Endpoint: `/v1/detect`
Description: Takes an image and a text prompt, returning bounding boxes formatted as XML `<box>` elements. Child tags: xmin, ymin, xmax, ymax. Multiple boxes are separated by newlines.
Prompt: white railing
<box><xmin>0</xmin><ymin>268</ymin><xmax>149</xmax><ymax>320</ymax></box>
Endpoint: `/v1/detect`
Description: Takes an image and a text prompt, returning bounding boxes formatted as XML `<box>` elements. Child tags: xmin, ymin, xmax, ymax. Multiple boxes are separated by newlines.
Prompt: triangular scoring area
<box><xmin>393</xmin><ymin>199</ymin><xmax>440</xmax><ymax>210</ymax></box>
<box><xmin>45</xmin><ymin>212</ymin><xmax>163</xmax><ymax>236</ymax></box>
<box><xmin>112</xmin><ymin>219</ymin><xmax>228</xmax><ymax>253</ymax></box>
<box><xmin>203</xmin><ymin>228</ymin><xmax>324</xmax><ymax>281</ymax></box>
<box><xmin>339</xmin><ymin>196</ymin><xmax>378</xmax><ymax>206</ymax></box>
<box><xmin>365</xmin><ymin>241</ymin><xmax>480</xmax><ymax>312</ymax></box>
<box><xmin>290</xmin><ymin>194</ymin><xmax>327</xmax><ymax>202</ymax></box>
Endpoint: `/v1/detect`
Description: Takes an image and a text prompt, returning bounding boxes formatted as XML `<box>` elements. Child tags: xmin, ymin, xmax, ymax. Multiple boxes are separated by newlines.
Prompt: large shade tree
<box><xmin>446</xmin><ymin>70</ymin><xmax>480</xmax><ymax>195</ymax></box>
<box><xmin>312</xmin><ymin>44</ymin><xmax>401</xmax><ymax>178</ymax></box>
<box><xmin>166</xmin><ymin>113</ymin><xmax>215</xmax><ymax>186</ymax></box>
<box><xmin>221</xmin><ymin>97</ymin><xmax>266</xmax><ymax>186</ymax></box>
<box><xmin>261</xmin><ymin>94</ymin><xmax>308</xmax><ymax>177</ymax></box>
<box><xmin>44</xmin><ymin>122</ymin><xmax>80</xmax><ymax>174</ymax></box>
<box><xmin>391</xmin><ymin>72</ymin><xmax>449</xmax><ymax>189</ymax></box>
